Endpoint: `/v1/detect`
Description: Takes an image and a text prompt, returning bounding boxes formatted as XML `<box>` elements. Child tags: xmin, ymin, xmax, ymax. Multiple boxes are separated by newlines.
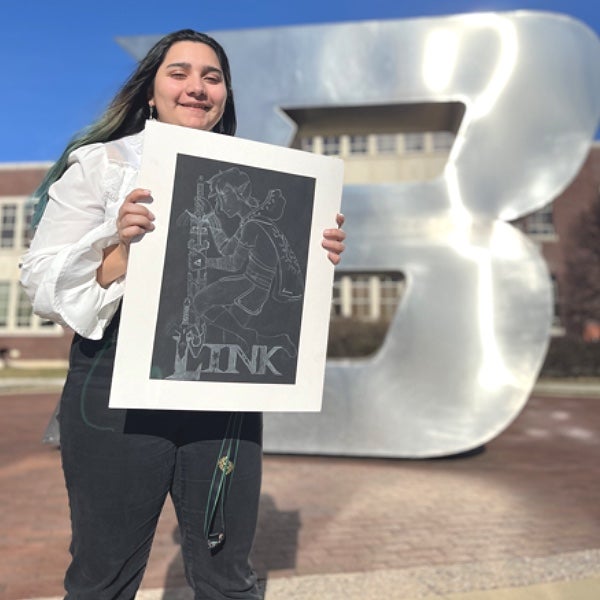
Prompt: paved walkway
<box><xmin>1</xmin><ymin>383</ymin><xmax>599</xmax><ymax>599</ymax></box>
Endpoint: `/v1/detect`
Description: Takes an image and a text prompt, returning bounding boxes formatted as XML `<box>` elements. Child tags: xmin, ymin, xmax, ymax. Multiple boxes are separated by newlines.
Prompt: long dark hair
<box><xmin>31</xmin><ymin>29</ymin><xmax>236</xmax><ymax>227</ymax></box>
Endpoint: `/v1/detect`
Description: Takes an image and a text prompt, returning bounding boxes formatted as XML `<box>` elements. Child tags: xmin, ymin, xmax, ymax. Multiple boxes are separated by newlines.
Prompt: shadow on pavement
<box><xmin>160</xmin><ymin>494</ymin><xmax>299</xmax><ymax>599</ymax></box>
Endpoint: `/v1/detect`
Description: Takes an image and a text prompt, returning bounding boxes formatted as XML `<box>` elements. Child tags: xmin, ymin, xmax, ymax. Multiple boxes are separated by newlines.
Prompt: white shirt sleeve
<box><xmin>19</xmin><ymin>143</ymin><xmax>137</xmax><ymax>340</ymax></box>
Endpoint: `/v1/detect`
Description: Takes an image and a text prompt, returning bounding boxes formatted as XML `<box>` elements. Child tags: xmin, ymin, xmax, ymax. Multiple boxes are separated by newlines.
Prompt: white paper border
<box><xmin>109</xmin><ymin>121</ymin><xmax>343</xmax><ymax>412</ymax></box>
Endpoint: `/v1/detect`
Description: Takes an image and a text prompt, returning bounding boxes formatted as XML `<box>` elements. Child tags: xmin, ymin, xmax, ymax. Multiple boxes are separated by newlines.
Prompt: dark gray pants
<box><xmin>58</xmin><ymin>313</ymin><xmax>263</xmax><ymax>599</ymax></box>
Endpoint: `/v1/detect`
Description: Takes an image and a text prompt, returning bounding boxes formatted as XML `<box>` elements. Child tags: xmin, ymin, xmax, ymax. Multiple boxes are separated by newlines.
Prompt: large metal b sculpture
<box><xmin>121</xmin><ymin>12</ymin><xmax>600</xmax><ymax>457</ymax></box>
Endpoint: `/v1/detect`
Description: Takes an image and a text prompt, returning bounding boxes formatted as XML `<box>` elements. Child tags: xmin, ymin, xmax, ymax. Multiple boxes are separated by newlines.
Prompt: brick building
<box><xmin>0</xmin><ymin>141</ymin><xmax>598</xmax><ymax>366</ymax></box>
<box><xmin>515</xmin><ymin>145</ymin><xmax>600</xmax><ymax>338</ymax></box>
<box><xmin>0</xmin><ymin>164</ymin><xmax>72</xmax><ymax>367</ymax></box>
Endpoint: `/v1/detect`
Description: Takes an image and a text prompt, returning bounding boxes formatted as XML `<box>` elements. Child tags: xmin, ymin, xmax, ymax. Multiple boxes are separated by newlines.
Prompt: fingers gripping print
<box><xmin>150</xmin><ymin>155</ymin><xmax>315</xmax><ymax>384</ymax></box>
<box><xmin>109</xmin><ymin>122</ymin><xmax>342</xmax><ymax>412</ymax></box>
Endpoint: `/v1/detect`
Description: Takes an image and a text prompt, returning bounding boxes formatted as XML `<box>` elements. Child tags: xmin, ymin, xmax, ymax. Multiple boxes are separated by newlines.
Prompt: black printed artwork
<box><xmin>150</xmin><ymin>154</ymin><xmax>315</xmax><ymax>385</ymax></box>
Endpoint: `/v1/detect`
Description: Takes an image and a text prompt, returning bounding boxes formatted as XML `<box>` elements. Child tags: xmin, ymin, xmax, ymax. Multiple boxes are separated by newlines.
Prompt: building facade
<box><xmin>1</xmin><ymin>139</ymin><xmax>598</xmax><ymax>366</ymax></box>
<box><xmin>523</xmin><ymin>145</ymin><xmax>600</xmax><ymax>339</ymax></box>
<box><xmin>0</xmin><ymin>164</ymin><xmax>72</xmax><ymax>366</ymax></box>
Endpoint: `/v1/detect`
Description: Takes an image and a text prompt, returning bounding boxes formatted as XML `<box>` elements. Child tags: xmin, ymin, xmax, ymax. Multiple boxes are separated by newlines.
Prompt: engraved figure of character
<box><xmin>193</xmin><ymin>166</ymin><xmax>304</xmax><ymax>357</ymax></box>
<box><xmin>169</xmin><ymin>177</ymin><xmax>212</xmax><ymax>376</ymax></box>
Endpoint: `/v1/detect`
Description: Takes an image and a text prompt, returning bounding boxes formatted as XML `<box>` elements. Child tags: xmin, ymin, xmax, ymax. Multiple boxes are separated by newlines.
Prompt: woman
<box><xmin>20</xmin><ymin>29</ymin><xmax>345</xmax><ymax>600</ymax></box>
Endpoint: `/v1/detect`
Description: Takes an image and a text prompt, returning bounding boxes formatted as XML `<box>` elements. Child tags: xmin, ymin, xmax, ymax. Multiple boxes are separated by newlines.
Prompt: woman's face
<box><xmin>150</xmin><ymin>41</ymin><xmax>227</xmax><ymax>131</ymax></box>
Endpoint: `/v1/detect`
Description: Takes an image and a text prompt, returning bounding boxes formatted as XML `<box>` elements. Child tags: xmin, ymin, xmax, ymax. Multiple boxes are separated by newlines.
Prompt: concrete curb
<box><xmin>25</xmin><ymin>551</ymin><xmax>600</xmax><ymax>600</ymax></box>
<box><xmin>1</xmin><ymin>377</ymin><xmax>600</xmax><ymax>397</ymax></box>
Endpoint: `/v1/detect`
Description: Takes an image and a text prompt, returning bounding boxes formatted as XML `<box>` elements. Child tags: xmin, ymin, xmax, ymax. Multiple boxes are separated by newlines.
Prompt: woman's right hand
<box><xmin>96</xmin><ymin>189</ymin><xmax>155</xmax><ymax>288</ymax></box>
<box><xmin>117</xmin><ymin>188</ymin><xmax>155</xmax><ymax>245</ymax></box>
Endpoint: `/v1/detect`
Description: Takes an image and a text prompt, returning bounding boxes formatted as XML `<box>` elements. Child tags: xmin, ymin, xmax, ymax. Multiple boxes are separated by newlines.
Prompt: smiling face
<box><xmin>149</xmin><ymin>41</ymin><xmax>227</xmax><ymax>131</ymax></box>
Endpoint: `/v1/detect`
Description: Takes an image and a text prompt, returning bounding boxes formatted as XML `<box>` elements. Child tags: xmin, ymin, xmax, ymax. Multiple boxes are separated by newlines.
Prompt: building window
<box><xmin>524</xmin><ymin>205</ymin><xmax>555</xmax><ymax>236</ymax></box>
<box><xmin>331</xmin><ymin>272</ymin><xmax>405</xmax><ymax>321</ymax></box>
<box><xmin>0</xmin><ymin>282</ymin><xmax>9</xmax><ymax>327</ymax></box>
<box><xmin>349</xmin><ymin>135</ymin><xmax>368</xmax><ymax>155</ymax></box>
<box><xmin>350</xmin><ymin>275</ymin><xmax>372</xmax><ymax>319</ymax></box>
<box><xmin>331</xmin><ymin>282</ymin><xmax>343</xmax><ymax>317</ymax></box>
<box><xmin>379</xmin><ymin>275</ymin><xmax>406</xmax><ymax>321</ymax></box>
<box><xmin>0</xmin><ymin>200</ymin><xmax>33</xmax><ymax>250</ymax></box>
<box><xmin>0</xmin><ymin>280</ymin><xmax>61</xmax><ymax>333</ymax></box>
<box><xmin>375</xmin><ymin>134</ymin><xmax>398</xmax><ymax>154</ymax></box>
<box><xmin>296</xmin><ymin>130</ymin><xmax>458</xmax><ymax>159</ymax></box>
<box><xmin>403</xmin><ymin>133</ymin><xmax>425</xmax><ymax>153</ymax></box>
<box><xmin>16</xmin><ymin>287</ymin><xmax>33</xmax><ymax>328</ymax></box>
<box><xmin>551</xmin><ymin>275</ymin><xmax>563</xmax><ymax>331</ymax></box>
<box><xmin>22</xmin><ymin>203</ymin><xmax>34</xmax><ymax>248</ymax></box>
<box><xmin>1</xmin><ymin>204</ymin><xmax>17</xmax><ymax>248</ymax></box>
<box><xmin>432</xmin><ymin>131</ymin><xmax>455</xmax><ymax>152</ymax></box>
<box><xmin>322</xmin><ymin>135</ymin><xmax>341</xmax><ymax>156</ymax></box>
<box><xmin>300</xmin><ymin>137</ymin><xmax>314</xmax><ymax>152</ymax></box>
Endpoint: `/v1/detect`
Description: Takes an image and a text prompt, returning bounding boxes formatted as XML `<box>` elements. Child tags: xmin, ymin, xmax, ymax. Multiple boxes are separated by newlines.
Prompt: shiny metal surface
<box><xmin>121</xmin><ymin>12</ymin><xmax>600</xmax><ymax>457</ymax></box>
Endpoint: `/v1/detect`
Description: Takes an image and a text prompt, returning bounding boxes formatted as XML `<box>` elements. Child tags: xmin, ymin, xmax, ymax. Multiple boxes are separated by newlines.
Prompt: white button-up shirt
<box><xmin>20</xmin><ymin>131</ymin><xmax>144</xmax><ymax>340</ymax></box>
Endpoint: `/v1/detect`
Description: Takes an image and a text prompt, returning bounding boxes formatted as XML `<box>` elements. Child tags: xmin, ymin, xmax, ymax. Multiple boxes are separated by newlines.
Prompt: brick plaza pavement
<box><xmin>1</xmin><ymin>386</ymin><xmax>599</xmax><ymax>599</ymax></box>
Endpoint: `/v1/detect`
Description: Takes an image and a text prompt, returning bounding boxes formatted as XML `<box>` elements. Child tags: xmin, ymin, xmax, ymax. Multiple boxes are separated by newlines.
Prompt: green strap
<box><xmin>204</xmin><ymin>412</ymin><xmax>244</xmax><ymax>549</ymax></box>
<box><xmin>80</xmin><ymin>330</ymin><xmax>117</xmax><ymax>432</ymax></box>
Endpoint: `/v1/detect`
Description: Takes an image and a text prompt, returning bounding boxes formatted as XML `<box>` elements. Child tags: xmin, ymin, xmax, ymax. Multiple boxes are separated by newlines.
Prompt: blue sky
<box><xmin>1</xmin><ymin>0</ymin><xmax>599</xmax><ymax>163</ymax></box>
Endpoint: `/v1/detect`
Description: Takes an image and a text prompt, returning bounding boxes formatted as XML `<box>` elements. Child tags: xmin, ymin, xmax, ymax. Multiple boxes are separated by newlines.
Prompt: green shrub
<box><xmin>327</xmin><ymin>318</ymin><xmax>389</xmax><ymax>358</ymax></box>
<box><xmin>540</xmin><ymin>336</ymin><xmax>600</xmax><ymax>377</ymax></box>
<box><xmin>328</xmin><ymin>319</ymin><xmax>600</xmax><ymax>379</ymax></box>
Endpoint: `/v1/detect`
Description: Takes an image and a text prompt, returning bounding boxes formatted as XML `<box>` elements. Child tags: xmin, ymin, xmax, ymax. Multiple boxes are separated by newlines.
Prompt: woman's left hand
<box><xmin>322</xmin><ymin>213</ymin><xmax>346</xmax><ymax>265</ymax></box>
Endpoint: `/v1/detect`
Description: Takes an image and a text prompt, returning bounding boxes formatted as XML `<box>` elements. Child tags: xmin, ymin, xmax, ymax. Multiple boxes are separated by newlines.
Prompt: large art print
<box><xmin>109</xmin><ymin>120</ymin><xmax>343</xmax><ymax>411</ymax></box>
